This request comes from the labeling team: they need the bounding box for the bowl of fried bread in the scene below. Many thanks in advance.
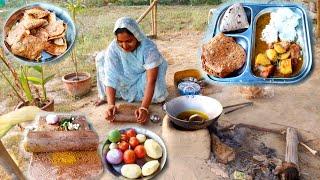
[3,2,76,65]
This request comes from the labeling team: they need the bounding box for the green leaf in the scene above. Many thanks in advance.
[19,69,33,102]
[32,66,42,73]
[27,76,43,85]
[43,74,55,84]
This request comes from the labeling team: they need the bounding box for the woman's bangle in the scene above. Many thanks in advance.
[139,107,149,114]
[107,104,115,108]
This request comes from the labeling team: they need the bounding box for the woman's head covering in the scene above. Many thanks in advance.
[113,17,146,42]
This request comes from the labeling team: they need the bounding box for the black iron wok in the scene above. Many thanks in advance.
[163,95,253,130]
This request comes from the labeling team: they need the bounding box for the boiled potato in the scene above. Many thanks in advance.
[274,43,286,54]
[266,49,277,61]
[279,59,292,75]
[136,134,147,143]
[121,164,142,179]
[142,160,160,176]
[255,53,271,66]
[279,51,291,60]
[144,139,163,159]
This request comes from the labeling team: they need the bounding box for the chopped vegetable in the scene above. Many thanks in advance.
[279,59,292,75]
[266,49,277,61]
[255,53,271,66]
[274,43,286,54]
[279,51,291,60]
[59,116,80,131]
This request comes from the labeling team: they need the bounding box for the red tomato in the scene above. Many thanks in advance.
[123,150,136,164]
[118,141,129,152]
[134,145,146,159]
[125,129,136,138]
[129,137,140,149]
[121,134,129,142]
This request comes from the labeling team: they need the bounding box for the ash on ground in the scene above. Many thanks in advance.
[210,125,283,179]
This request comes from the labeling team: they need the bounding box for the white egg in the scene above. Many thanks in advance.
[46,114,59,125]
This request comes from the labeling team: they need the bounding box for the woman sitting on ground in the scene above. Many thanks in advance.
[95,17,168,124]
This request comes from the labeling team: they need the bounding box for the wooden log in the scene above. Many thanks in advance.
[275,128,300,179]
[285,128,299,167]
[0,141,25,180]
[24,130,99,153]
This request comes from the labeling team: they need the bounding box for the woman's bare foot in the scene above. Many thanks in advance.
[94,99,107,106]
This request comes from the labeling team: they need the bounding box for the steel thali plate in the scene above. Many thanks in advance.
[202,3,313,84]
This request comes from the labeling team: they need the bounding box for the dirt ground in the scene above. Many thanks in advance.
[1,30,320,179]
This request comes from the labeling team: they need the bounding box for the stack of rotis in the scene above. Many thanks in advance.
[5,7,67,61]
[201,3,249,78]
[201,33,246,78]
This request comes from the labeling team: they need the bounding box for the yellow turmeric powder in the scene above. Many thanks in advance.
[51,152,77,166]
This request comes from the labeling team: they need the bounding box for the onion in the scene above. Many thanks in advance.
[106,149,123,164]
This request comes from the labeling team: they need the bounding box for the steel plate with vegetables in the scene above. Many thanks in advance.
[102,127,167,179]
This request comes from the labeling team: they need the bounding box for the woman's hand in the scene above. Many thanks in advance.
[135,107,149,124]
[105,105,117,122]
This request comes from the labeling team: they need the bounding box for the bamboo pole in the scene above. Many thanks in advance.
[150,0,154,36]
[153,0,158,38]
[0,141,25,180]
[317,0,320,38]
[136,0,158,24]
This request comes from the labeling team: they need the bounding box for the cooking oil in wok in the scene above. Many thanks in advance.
[177,110,209,121]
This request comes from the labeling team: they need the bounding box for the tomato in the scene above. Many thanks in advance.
[129,137,140,149]
[134,145,146,159]
[121,134,129,142]
[123,150,136,164]
[125,129,136,138]
[118,141,129,152]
